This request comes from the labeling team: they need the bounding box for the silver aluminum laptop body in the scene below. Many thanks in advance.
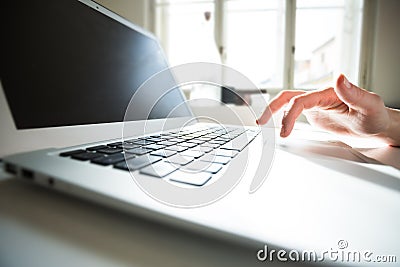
[2,1,399,265]
[0,0,268,245]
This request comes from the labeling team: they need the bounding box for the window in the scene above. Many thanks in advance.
[224,0,285,89]
[155,0,364,97]
[155,0,218,66]
[294,0,363,89]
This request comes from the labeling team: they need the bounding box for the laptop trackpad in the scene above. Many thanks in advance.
[277,138,381,164]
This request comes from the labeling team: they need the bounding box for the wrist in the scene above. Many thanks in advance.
[380,108,400,146]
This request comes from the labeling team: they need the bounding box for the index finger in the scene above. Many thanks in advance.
[257,90,306,125]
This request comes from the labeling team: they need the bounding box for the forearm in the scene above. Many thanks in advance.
[380,108,400,146]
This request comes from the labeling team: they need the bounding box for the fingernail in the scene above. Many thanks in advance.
[280,126,286,137]
[343,76,352,89]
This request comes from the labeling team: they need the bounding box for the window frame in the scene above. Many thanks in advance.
[153,0,371,93]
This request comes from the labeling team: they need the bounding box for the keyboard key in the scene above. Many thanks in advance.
[179,149,204,159]
[186,139,205,144]
[71,152,104,161]
[107,141,123,147]
[159,132,173,136]
[159,135,174,140]
[150,149,177,158]
[125,138,139,143]
[201,142,220,149]
[119,143,141,150]
[212,149,238,158]
[191,145,213,153]
[197,137,213,142]
[200,154,231,165]
[214,137,231,142]
[130,139,155,146]
[91,153,133,166]
[181,135,195,140]
[168,138,186,143]
[208,140,226,145]
[143,137,163,142]
[114,155,161,171]
[157,140,176,146]
[164,145,187,152]
[144,144,165,150]
[178,142,197,148]
[168,170,211,186]
[97,147,123,154]
[183,161,223,174]
[207,134,221,138]
[140,161,177,178]
[125,147,153,156]
[86,145,108,151]
[113,162,131,171]
[60,149,86,157]
[166,155,194,166]
[219,135,250,151]
[218,135,233,140]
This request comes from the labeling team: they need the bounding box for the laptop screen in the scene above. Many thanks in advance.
[1,0,191,130]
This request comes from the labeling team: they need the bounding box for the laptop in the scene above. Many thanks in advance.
[2,1,399,264]
[1,0,273,221]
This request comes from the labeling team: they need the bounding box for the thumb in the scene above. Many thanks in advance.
[335,74,380,112]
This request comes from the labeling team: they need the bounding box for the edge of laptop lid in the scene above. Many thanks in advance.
[0,0,193,158]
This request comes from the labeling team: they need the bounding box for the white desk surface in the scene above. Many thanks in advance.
[0,167,315,267]
[1,124,399,267]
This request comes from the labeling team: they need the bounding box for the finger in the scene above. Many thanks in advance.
[280,88,336,137]
[257,90,305,125]
[335,74,383,112]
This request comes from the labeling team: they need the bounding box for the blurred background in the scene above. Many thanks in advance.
[95,0,400,109]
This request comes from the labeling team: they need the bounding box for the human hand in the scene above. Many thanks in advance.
[257,74,400,146]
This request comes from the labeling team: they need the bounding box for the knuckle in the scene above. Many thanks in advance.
[370,92,383,103]
[291,95,304,106]
[278,90,291,98]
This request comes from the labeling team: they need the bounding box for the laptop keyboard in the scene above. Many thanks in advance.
[59,125,260,186]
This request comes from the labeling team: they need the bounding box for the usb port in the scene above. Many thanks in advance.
[5,163,17,175]
[21,169,34,180]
